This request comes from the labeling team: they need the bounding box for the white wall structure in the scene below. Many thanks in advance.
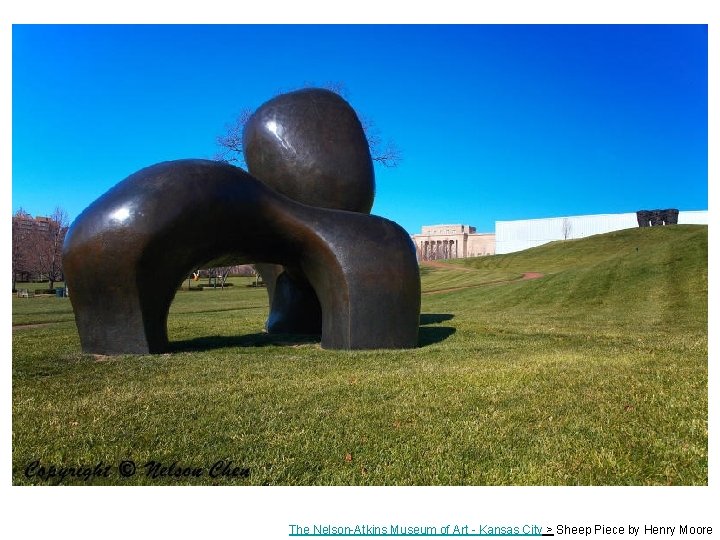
[678,210,709,225]
[495,210,708,255]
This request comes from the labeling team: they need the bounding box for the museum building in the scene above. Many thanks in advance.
[411,224,496,261]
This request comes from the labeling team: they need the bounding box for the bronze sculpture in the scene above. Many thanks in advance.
[62,90,420,354]
[243,88,376,335]
[243,88,375,213]
[636,209,680,227]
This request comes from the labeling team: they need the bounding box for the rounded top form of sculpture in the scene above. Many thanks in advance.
[243,88,375,214]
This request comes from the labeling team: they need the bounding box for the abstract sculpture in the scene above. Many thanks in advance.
[636,209,679,227]
[62,89,420,355]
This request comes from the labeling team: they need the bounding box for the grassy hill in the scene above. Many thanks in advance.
[427,224,707,335]
[12,225,707,485]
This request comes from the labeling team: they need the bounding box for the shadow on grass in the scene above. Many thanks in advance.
[418,313,456,347]
[420,313,454,325]
[170,314,455,351]
[170,332,320,352]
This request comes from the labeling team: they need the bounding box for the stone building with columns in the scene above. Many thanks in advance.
[412,224,496,261]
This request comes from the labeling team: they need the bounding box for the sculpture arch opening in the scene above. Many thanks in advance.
[63,160,420,354]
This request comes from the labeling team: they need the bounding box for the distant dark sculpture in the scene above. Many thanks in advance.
[636,210,651,227]
[650,210,664,227]
[636,208,679,227]
[63,90,420,355]
[664,209,679,225]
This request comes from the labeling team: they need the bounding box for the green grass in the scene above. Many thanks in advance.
[12,225,707,485]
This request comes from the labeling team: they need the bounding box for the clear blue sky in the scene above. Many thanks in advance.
[12,24,707,235]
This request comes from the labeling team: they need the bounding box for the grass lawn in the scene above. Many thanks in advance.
[11,225,707,485]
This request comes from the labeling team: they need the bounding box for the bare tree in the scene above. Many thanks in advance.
[357,114,402,168]
[214,108,254,166]
[561,218,572,240]
[215,83,402,168]
[29,207,69,290]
